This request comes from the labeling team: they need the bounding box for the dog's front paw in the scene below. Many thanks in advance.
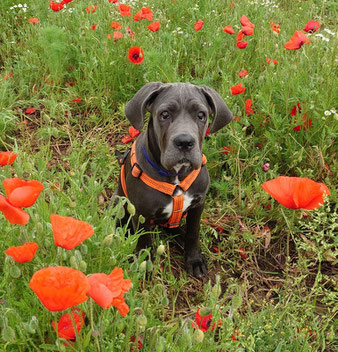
[186,251,208,278]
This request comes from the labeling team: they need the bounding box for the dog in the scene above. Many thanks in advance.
[115,82,233,278]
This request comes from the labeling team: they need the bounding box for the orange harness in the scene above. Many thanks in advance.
[120,141,207,228]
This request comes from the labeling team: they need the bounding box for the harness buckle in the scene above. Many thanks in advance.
[131,163,143,178]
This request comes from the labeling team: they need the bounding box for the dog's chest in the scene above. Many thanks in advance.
[160,190,202,219]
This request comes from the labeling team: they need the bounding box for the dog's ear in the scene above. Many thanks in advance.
[125,82,166,130]
[199,86,233,133]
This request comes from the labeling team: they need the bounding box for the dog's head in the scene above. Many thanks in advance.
[125,82,233,172]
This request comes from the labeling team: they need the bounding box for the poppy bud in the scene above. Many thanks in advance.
[103,234,114,246]
[146,260,153,272]
[161,297,169,306]
[156,244,165,256]
[136,315,147,327]
[79,260,87,272]
[262,163,270,172]
[212,282,221,299]
[69,255,78,269]
[193,329,204,343]
[30,316,39,330]
[1,326,16,342]
[232,294,242,309]
[116,206,125,219]
[69,171,76,177]
[23,322,35,334]
[127,202,136,216]
[36,222,43,234]
[139,215,145,224]
[74,250,82,261]
[9,265,21,278]
[70,201,77,208]
[199,307,212,317]
[139,260,147,272]
[130,261,138,272]
[81,244,88,255]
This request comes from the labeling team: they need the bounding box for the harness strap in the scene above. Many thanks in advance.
[120,140,207,228]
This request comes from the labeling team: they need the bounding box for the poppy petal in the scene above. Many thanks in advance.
[5,242,38,263]
[0,195,30,225]
[0,151,17,166]
[50,214,94,250]
[29,267,90,311]
[262,177,298,208]
[8,184,44,208]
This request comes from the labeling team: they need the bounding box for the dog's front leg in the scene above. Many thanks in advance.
[185,204,208,278]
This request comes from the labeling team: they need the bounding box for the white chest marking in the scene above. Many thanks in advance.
[162,191,194,218]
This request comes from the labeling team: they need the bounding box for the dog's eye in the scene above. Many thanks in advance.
[197,112,206,121]
[160,111,170,120]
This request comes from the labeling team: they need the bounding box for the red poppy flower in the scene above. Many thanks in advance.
[108,0,119,2]
[261,176,330,210]
[237,41,248,49]
[126,26,135,39]
[265,58,278,65]
[239,248,247,258]
[147,21,160,32]
[49,1,64,12]
[236,31,245,41]
[192,308,221,332]
[25,107,36,114]
[304,20,321,33]
[72,97,82,102]
[223,25,235,34]
[52,308,86,340]
[134,7,153,22]
[85,5,98,14]
[4,73,13,80]
[61,0,73,4]
[284,30,310,50]
[241,26,254,36]
[194,19,204,32]
[28,17,39,25]
[113,31,123,41]
[230,83,246,95]
[110,21,121,29]
[240,15,254,29]
[269,21,280,34]
[0,195,30,225]
[0,151,17,165]
[128,46,144,65]
[119,4,131,17]
[234,116,241,121]
[87,267,131,316]
[205,127,210,136]
[245,99,253,115]
[5,242,38,263]
[91,22,97,30]
[290,102,312,131]
[129,126,140,138]
[221,146,235,155]
[3,178,44,208]
[29,267,90,312]
[50,214,94,250]
[238,70,248,78]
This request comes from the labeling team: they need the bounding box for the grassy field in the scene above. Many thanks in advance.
[0,0,337,351]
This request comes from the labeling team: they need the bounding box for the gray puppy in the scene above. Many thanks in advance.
[115,82,233,277]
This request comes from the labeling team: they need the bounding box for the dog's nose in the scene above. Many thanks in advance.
[174,134,195,151]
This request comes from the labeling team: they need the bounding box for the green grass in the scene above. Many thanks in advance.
[0,0,337,351]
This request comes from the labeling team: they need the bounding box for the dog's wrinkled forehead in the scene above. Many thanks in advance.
[149,83,210,113]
